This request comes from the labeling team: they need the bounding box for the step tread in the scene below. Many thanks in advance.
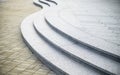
[34,11,120,75]
[21,11,104,75]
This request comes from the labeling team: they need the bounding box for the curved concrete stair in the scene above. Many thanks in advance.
[20,0,120,75]
[33,12,120,75]
[45,7,120,62]
[20,10,106,75]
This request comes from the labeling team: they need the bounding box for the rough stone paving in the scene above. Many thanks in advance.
[0,0,55,75]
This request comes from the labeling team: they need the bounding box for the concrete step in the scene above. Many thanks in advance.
[33,0,49,8]
[33,11,120,75]
[45,7,120,62]
[20,10,105,75]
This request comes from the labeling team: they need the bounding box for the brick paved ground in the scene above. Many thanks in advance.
[0,0,55,75]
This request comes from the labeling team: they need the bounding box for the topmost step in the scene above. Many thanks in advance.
[44,2,120,61]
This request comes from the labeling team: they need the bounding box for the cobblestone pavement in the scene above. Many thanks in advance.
[0,0,55,75]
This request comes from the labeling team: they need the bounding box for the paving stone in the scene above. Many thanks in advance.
[21,71,33,75]
[35,69,49,74]
[33,73,47,75]
[0,0,54,75]
[48,71,56,75]
[6,72,18,75]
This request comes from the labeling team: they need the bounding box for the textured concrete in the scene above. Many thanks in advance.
[0,0,55,75]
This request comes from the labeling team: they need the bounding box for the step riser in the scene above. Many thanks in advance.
[45,18,120,62]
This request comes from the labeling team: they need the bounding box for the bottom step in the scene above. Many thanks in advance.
[20,10,106,75]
